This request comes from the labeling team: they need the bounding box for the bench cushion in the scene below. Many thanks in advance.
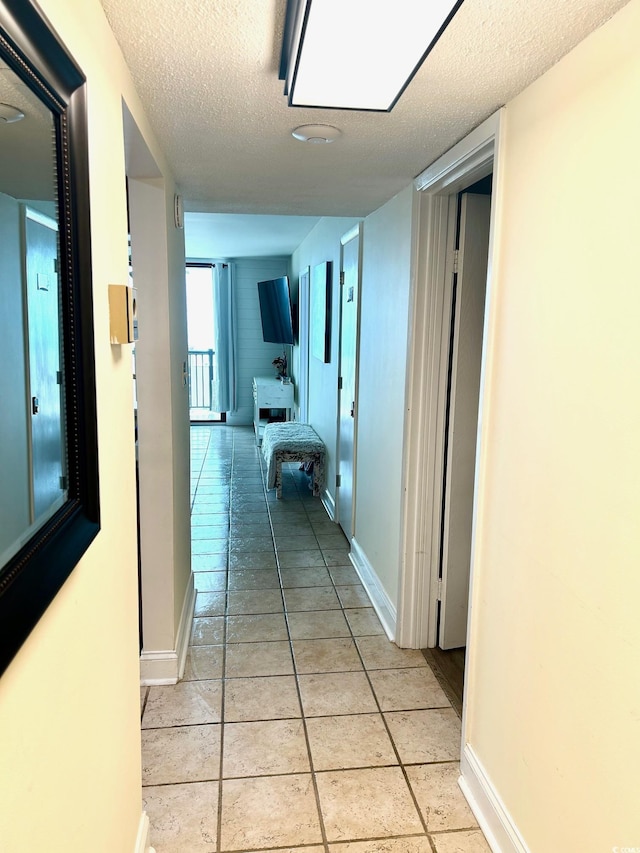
[262,422,325,489]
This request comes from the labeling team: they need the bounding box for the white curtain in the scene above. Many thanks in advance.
[212,263,237,413]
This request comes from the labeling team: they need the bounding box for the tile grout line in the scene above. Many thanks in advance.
[189,424,211,513]
[217,428,245,853]
[140,686,150,722]
[268,458,437,849]
[218,433,289,851]
[196,429,230,851]
[314,508,435,842]
[171,427,471,852]
[189,426,227,850]
[263,457,331,853]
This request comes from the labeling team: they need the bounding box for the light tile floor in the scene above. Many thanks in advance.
[140,425,490,853]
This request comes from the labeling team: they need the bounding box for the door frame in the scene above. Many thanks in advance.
[438,192,492,650]
[297,266,311,423]
[396,109,505,650]
[335,223,363,537]
[22,205,64,524]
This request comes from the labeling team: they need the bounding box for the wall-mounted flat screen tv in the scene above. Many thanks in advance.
[257,276,295,344]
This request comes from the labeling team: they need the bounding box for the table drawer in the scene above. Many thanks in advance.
[254,381,293,407]
[260,390,292,406]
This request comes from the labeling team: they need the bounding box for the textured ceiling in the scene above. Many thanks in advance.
[100,0,629,218]
[0,61,57,200]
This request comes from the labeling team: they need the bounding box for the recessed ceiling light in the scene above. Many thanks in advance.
[0,103,25,123]
[291,124,341,143]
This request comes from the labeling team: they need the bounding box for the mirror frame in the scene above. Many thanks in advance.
[0,0,99,675]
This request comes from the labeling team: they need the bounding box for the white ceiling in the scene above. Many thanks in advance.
[0,61,57,201]
[99,0,629,244]
[185,212,321,259]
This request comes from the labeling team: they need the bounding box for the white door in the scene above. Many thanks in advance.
[439,193,491,649]
[337,226,361,540]
[298,267,310,422]
[24,208,65,521]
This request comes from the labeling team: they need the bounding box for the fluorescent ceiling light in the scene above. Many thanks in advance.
[280,0,464,112]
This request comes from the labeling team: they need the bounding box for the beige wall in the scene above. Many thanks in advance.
[130,176,191,654]
[290,195,416,614]
[356,186,416,607]
[291,216,359,503]
[465,1,640,849]
[168,238,191,636]
[0,0,183,850]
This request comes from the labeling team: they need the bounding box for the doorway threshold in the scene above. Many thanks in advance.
[421,647,465,718]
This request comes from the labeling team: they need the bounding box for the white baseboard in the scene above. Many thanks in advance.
[176,574,196,679]
[459,745,530,853]
[140,574,195,686]
[322,488,336,520]
[139,649,179,685]
[134,810,156,853]
[349,537,397,641]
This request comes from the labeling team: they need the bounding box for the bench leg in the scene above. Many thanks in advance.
[313,457,324,497]
[275,460,283,499]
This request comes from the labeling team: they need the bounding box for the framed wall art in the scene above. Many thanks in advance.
[311,260,331,363]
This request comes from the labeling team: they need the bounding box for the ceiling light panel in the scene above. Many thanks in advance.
[284,0,464,112]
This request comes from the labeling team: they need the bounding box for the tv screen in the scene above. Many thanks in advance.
[257,276,295,344]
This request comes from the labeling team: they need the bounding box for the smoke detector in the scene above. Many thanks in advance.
[0,103,25,123]
[291,124,341,144]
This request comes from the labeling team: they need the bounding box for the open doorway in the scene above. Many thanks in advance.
[336,224,362,542]
[396,110,503,727]
[186,263,225,423]
[425,175,492,711]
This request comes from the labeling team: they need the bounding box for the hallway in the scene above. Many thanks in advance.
[140,425,489,853]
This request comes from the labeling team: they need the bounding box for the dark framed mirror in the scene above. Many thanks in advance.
[0,0,99,675]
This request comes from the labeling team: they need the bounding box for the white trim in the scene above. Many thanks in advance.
[415,110,501,194]
[340,223,361,245]
[321,488,336,521]
[460,745,530,853]
[297,265,311,424]
[396,192,455,649]
[176,573,196,679]
[335,222,363,538]
[133,810,156,853]
[24,204,59,231]
[139,574,195,685]
[350,537,396,641]
[400,107,513,846]
[139,649,180,685]
[397,109,504,651]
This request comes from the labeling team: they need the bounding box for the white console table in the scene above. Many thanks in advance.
[252,376,294,444]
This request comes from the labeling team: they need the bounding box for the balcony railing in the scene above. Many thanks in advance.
[187,349,214,410]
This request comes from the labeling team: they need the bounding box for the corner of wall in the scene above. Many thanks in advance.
[134,810,157,853]
[140,572,195,685]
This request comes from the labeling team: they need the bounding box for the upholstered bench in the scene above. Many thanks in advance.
[262,422,326,499]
